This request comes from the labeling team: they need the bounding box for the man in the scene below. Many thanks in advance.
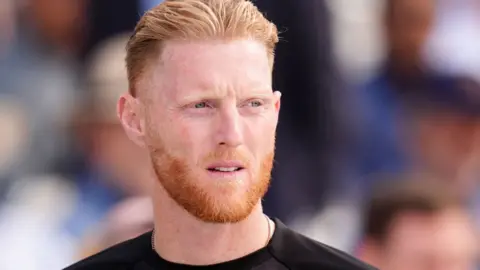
[84,0,337,226]
[354,0,437,186]
[64,0,374,269]
[358,179,479,270]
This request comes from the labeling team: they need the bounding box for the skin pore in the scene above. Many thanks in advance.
[118,39,281,265]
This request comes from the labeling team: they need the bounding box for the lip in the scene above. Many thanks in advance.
[206,161,246,170]
[205,167,247,179]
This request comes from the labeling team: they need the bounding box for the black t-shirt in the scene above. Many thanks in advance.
[64,219,375,270]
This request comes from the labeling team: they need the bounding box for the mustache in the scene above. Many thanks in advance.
[201,147,251,166]
[148,141,255,169]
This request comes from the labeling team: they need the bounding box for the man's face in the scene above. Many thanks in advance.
[413,112,480,196]
[139,40,280,223]
[30,0,86,50]
[378,210,478,270]
[387,0,435,62]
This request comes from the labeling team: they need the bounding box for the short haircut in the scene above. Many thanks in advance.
[364,176,463,243]
[126,0,279,96]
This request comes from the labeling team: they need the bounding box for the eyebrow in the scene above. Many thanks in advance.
[178,89,272,104]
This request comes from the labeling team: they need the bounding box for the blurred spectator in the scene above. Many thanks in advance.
[0,33,152,270]
[0,0,16,52]
[0,1,90,267]
[347,0,453,195]
[0,0,86,182]
[77,197,153,260]
[405,77,480,225]
[312,0,438,215]
[341,0,480,222]
[326,0,386,82]
[0,97,29,196]
[383,0,435,75]
[64,33,152,242]
[294,76,480,253]
[358,179,479,270]
[25,0,87,55]
[360,0,435,164]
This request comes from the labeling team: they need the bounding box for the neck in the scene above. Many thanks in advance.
[151,182,273,266]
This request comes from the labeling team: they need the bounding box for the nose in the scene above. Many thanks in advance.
[215,106,243,147]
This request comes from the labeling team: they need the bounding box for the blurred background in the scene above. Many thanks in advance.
[0,0,479,269]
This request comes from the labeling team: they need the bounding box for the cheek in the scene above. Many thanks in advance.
[159,117,208,160]
[243,115,276,153]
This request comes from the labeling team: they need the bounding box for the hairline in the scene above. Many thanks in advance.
[131,37,275,99]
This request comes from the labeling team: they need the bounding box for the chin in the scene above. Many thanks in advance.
[193,180,261,223]
[203,179,251,200]
[153,158,268,223]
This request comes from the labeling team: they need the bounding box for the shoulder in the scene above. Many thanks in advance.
[269,220,376,270]
[63,231,152,270]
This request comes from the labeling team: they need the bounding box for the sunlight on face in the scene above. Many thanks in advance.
[142,39,280,223]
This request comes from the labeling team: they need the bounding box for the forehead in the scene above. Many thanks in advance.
[386,210,478,255]
[148,39,272,100]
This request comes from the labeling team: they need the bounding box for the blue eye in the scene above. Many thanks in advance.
[194,102,208,109]
[249,100,263,107]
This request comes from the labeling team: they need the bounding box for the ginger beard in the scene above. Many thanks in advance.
[148,137,274,223]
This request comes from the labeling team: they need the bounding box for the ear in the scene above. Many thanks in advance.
[273,90,281,114]
[117,93,146,148]
[273,91,281,124]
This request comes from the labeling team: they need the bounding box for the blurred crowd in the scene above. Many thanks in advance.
[0,0,479,269]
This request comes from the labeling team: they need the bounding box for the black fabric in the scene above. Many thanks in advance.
[64,219,375,270]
